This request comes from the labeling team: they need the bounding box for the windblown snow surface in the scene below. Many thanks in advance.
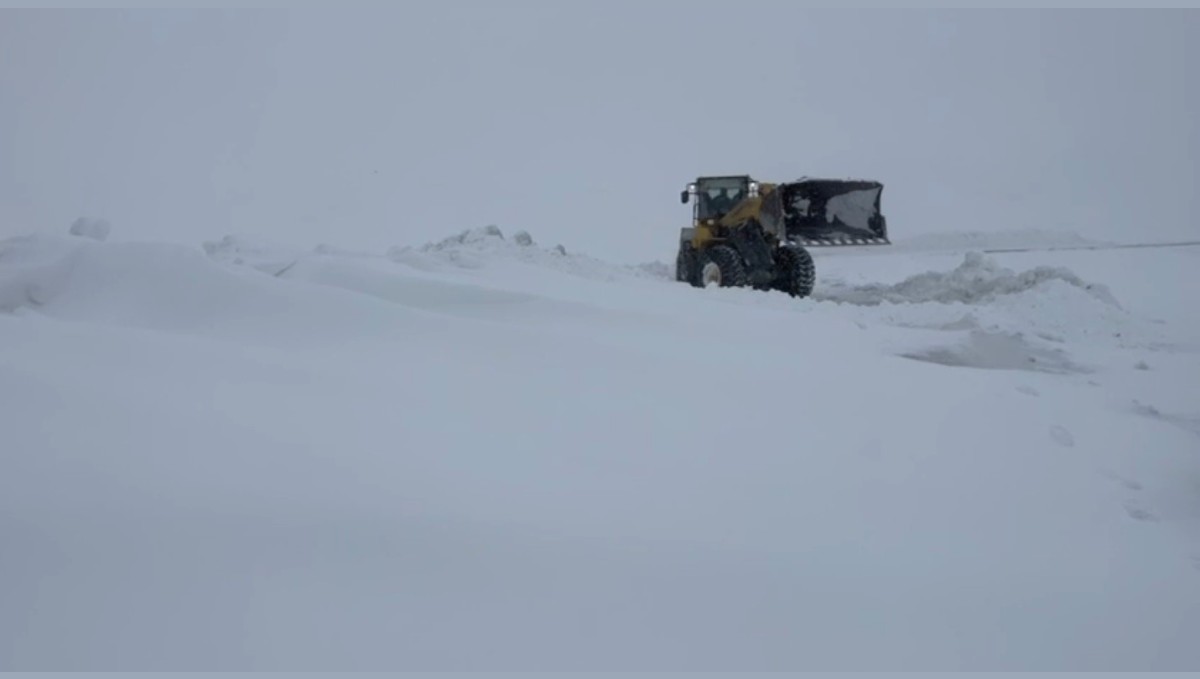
[1,225,1198,670]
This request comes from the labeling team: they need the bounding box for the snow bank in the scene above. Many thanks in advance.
[388,225,668,282]
[196,227,672,323]
[815,251,1120,307]
[274,255,566,320]
[0,233,474,346]
[899,326,1090,374]
[808,251,1174,365]
[0,234,303,335]
[200,227,673,298]
[202,234,312,277]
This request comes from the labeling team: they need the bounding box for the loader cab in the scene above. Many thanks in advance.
[681,175,758,223]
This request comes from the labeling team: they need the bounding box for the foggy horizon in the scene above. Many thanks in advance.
[2,7,1196,263]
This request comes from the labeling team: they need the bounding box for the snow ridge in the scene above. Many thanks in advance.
[387,225,669,282]
[815,251,1121,307]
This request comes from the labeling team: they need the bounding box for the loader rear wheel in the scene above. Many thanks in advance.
[774,245,815,298]
[700,245,748,288]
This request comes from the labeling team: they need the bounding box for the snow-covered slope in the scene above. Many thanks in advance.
[2,225,1197,670]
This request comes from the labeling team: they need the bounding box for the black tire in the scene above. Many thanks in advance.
[699,245,748,288]
[676,244,699,286]
[774,245,815,298]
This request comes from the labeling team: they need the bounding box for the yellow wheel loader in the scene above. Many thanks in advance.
[675,175,889,297]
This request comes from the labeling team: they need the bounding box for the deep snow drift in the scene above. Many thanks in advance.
[2,224,1198,670]
[814,250,1122,307]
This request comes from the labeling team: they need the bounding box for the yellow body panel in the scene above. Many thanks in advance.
[690,222,716,249]
[718,195,765,229]
[688,182,785,250]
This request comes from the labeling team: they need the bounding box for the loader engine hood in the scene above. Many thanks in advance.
[779,178,888,246]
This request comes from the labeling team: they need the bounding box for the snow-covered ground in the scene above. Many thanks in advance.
[1,224,1197,670]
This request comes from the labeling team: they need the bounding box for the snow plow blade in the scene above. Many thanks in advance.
[778,178,890,247]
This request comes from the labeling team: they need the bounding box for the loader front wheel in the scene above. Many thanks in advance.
[774,245,815,298]
[676,243,700,287]
[700,245,748,288]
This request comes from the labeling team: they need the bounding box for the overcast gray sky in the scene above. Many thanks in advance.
[1,7,1196,263]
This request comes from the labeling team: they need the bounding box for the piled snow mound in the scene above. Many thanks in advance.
[196,228,670,324]
[0,234,444,343]
[0,234,294,332]
[201,227,672,289]
[201,234,312,277]
[390,224,546,271]
[388,225,667,282]
[68,217,112,242]
[815,252,1121,307]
